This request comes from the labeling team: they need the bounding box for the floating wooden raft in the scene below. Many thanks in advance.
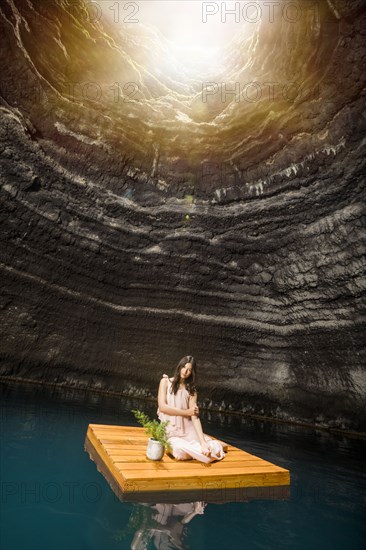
[85,424,290,503]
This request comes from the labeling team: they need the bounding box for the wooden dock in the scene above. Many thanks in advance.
[85,424,290,503]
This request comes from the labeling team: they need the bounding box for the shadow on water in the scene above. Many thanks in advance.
[1,380,366,550]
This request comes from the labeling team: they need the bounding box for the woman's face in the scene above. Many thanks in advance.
[180,362,193,380]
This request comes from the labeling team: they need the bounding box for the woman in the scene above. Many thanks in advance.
[157,355,225,463]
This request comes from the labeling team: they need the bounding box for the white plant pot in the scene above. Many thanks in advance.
[146,438,164,461]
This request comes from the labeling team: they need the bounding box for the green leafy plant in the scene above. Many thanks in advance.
[132,409,172,453]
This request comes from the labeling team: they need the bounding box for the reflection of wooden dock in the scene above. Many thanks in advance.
[85,424,290,503]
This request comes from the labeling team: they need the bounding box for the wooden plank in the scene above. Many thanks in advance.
[104,445,243,454]
[97,435,148,440]
[113,461,284,471]
[108,449,262,468]
[101,444,244,455]
[108,454,258,464]
[101,441,239,450]
[98,440,231,452]
[100,445,149,450]
[120,466,287,480]
[118,472,290,492]
[101,440,148,444]
[89,424,143,431]
[98,443,148,448]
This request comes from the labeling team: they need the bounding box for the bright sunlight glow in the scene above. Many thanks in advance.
[103,1,258,75]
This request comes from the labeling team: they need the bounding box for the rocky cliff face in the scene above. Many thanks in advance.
[1,0,365,432]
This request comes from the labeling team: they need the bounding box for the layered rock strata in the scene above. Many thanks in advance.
[0,0,365,431]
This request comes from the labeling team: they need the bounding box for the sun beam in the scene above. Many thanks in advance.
[103,1,257,76]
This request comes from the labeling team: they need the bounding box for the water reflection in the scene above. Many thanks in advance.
[112,486,290,549]
[129,501,206,550]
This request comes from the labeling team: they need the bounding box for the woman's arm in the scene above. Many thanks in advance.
[158,378,198,417]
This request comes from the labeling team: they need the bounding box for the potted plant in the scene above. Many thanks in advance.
[132,409,172,460]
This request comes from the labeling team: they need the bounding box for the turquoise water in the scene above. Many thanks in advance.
[1,381,365,550]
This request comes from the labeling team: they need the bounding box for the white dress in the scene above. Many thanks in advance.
[157,374,225,463]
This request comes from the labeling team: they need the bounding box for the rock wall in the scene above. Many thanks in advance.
[0,0,365,432]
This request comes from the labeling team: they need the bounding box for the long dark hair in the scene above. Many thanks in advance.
[170,355,197,396]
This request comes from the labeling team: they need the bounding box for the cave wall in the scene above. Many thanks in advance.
[0,0,365,432]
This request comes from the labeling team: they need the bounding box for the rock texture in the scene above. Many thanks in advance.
[0,0,365,432]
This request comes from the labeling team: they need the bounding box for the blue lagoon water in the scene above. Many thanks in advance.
[1,381,365,550]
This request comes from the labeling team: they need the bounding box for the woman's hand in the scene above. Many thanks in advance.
[186,404,199,417]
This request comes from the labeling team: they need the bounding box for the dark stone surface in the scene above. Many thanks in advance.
[0,0,365,432]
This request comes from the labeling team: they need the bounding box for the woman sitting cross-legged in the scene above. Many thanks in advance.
[157,355,225,463]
